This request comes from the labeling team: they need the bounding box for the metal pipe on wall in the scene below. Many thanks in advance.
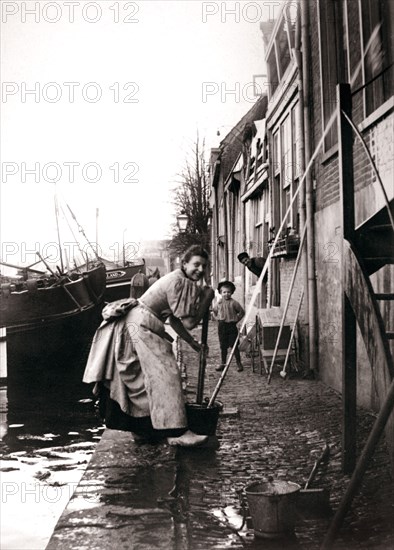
[294,0,310,369]
[301,0,318,372]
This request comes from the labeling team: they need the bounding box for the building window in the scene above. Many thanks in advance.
[273,130,280,172]
[281,115,292,227]
[292,103,300,177]
[290,104,300,228]
[267,48,279,96]
[318,0,340,151]
[264,4,297,99]
[271,102,300,237]
[276,19,291,78]
[359,0,393,116]
[253,198,263,256]
[319,0,393,138]
[262,187,270,258]
[342,0,350,82]
[272,130,281,234]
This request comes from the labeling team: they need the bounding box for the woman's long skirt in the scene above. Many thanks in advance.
[83,304,187,431]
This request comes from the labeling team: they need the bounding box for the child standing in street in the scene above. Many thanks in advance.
[212,281,245,372]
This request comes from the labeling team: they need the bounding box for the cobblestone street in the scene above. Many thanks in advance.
[178,321,394,549]
[48,321,394,550]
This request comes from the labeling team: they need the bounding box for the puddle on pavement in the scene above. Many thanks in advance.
[70,443,249,548]
[0,342,103,550]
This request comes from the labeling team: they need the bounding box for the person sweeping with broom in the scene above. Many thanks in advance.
[83,245,214,447]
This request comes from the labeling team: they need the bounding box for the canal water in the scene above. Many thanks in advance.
[0,340,103,550]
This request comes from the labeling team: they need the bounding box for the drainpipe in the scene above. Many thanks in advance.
[239,165,246,309]
[293,1,309,368]
[210,156,221,289]
[212,186,217,288]
[223,189,229,279]
[244,141,255,307]
[214,165,220,289]
[241,143,251,309]
[301,0,317,372]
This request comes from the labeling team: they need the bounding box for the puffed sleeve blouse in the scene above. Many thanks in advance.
[139,269,202,321]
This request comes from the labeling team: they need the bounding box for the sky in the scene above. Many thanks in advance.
[0,0,273,268]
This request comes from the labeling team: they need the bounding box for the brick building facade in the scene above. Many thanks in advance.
[209,0,393,469]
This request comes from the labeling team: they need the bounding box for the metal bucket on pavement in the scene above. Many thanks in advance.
[245,480,301,538]
[185,402,221,436]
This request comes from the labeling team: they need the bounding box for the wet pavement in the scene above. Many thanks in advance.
[47,322,394,549]
[0,340,103,549]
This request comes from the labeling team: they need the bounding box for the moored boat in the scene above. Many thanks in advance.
[0,262,106,359]
[101,257,146,302]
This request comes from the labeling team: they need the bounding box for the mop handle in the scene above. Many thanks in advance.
[305,444,330,489]
[207,333,240,407]
[196,310,210,405]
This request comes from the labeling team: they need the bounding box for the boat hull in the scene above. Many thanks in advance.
[104,263,146,302]
[5,303,103,361]
[0,264,106,359]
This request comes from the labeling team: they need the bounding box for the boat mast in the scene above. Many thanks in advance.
[122,228,126,266]
[54,190,65,274]
[96,208,99,256]
[66,203,100,262]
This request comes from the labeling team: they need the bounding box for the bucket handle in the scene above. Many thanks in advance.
[236,488,248,530]
[236,475,275,530]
